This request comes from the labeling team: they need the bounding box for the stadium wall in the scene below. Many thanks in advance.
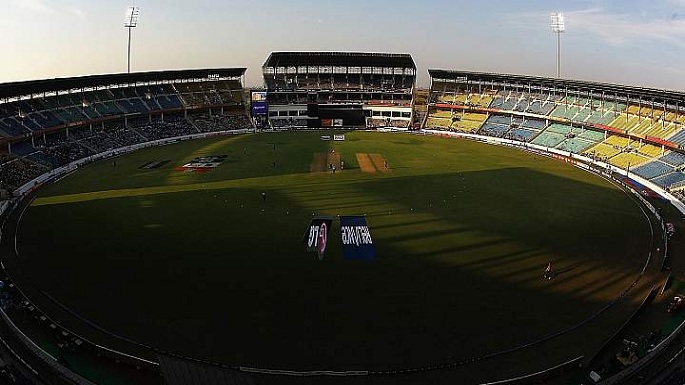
[421,129,685,215]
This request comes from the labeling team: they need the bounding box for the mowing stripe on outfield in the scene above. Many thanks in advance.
[32,176,286,206]
[32,170,382,207]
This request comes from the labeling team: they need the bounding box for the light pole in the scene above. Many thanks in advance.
[550,12,565,79]
[124,6,140,74]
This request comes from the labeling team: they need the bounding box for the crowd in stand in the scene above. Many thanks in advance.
[270,118,308,129]
[192,113,250,132]
[366,118,410,129]
[128,115,199,141]
[0,113,251,195]
[0,158,46,192]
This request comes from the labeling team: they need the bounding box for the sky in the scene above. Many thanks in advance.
[2,0,685,90]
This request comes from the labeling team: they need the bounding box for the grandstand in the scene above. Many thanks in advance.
[261,52,416,129]
[0,69,250,195]
[425,69,685,193]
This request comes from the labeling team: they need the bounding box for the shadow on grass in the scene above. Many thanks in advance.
[14,166,655,384]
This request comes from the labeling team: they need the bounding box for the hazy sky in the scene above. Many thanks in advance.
[2,0,685,90]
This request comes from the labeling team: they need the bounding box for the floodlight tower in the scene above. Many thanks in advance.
[124,5,140,73]
[550,12,565,79]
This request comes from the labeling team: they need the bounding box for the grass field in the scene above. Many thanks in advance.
[18,131,654,382]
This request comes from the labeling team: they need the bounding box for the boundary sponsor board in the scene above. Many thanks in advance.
[333,134,345,141]
[340,216,376,261]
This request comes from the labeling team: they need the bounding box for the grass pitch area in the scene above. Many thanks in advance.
[19,131,654,382]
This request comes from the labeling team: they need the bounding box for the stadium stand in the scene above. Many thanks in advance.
[192,113,251,132]
[661,151,685,167]
[262,52,415,128]
[632,160,675,180]
[653,171,685,188]
[531,131,566,148]
[425,69,685,206]
[666,129,685,146]
[0,69,250,193]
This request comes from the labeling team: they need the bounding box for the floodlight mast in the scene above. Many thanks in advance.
[124,6,140,74]
[550,12,565,79]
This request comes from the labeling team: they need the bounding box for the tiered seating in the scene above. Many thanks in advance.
[32,132,86,166]
[629,118,655,136]
[490,91,518,111]
[505,128,538,142]
[666,129,685,146]
[455,113,487,132]
[584,142,623,161]
[425,109,487,133]
[128,115,199,141]
[478,115,511,137]
[577,128,606,142]
[0,118,30,136]
[0,157,47,189]
[104,122,142,147]
[531,131,566,148]
[72,127,119,152]
[641,121,677,139]
[632,161,675,180]
[653,172,685,188]
[604,135,631,148]
[550,104,581,120]
[174,81,244,107]
[609,152,649,169]
[549,125,604,153]
[556,137,597,153]
[636,143,663,158]
[526,96,560,115]
[607,115,638,132]
[660,151,685,167]
[522,118,546,130]
[462,94,493,108]
[156,95,181,110]
[10,141,37,156]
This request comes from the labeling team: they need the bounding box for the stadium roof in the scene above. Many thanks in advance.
[0,68,246,99]
[263,52,416,69]
[429,69,685,104]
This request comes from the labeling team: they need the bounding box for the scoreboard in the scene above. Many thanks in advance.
[251,91,268,116]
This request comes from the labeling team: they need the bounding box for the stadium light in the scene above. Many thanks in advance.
[124,6,140,74]
[550,12,565,79]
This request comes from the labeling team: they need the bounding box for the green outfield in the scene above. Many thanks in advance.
[19,131,656,382]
